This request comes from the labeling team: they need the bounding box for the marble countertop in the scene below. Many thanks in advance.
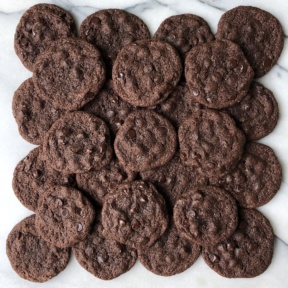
[0,0,287,287]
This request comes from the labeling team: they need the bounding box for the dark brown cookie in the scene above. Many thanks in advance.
[76,158,136,207]
[112,39,182,107]
[73,214,137,280]
[174,186,238,247]
[36,185,95,248]
[6,215,70,282]
[114,110,177,172]
[13,147,75,212]
[12,78,65,145]
[216,6,284,78]
[81,80,135,137]
[33,38,106,111]
[209,143,282,208]
[140,152,208,212]
[185,40,254,109]
[151,81,203,128]
[80,9,150,75]
[42,111,113,174]
[14,4,77,71]
[154,14,214,61]
[178,109,245,177]
[138,219,201,276]
[202,209,274,278]
[225,82,279,141]
[102,181,168,249]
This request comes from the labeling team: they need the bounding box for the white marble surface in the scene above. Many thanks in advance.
[0,0,287,287]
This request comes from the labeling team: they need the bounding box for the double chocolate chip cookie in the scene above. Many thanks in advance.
[174,186,238,247]
[102,181,168,249]
[185,40,254,109]
[113,39,182,107]
[36,185,95,248]
[178,109,245,177]
[6,215,70,282]
[33,38,106,111]
[114,110,177,172]
[43,111,113,174]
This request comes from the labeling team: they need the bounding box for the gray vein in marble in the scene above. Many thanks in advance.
[196,0,226,11]
[276,64,288,73]
[276,236,288,246]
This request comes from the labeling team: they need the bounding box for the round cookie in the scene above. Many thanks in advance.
[80,9,150,75]
[112,39,182,107]
[13,147,76,212]
[14,3,77,71]
[140,152,208,212]
[216,6,284,78]
[114,110,177,172]
[202,209,274,278]
[73,214,137,280]
[81,80,135,136]
[12,78,65,145]
[76,158,136,207]
[154,14,214,61]
[33,38,106,111]
[151,81,204,128]
[6,215,70,282]
[225,82,279,141]
[173,186,238,247]
[138,219,201,276]
[36,185,95,248]
[209,143,282,208]
[42,111,113,174]
[185,40,254,109]
[178,109,245,177]
[102,181,168,249]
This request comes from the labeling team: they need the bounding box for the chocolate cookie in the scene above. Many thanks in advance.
[202,209,274,278]
[42,111,113,174]
[80,9,150,75]
[140,152,208,211]
[36,185,95,248]
[81,80,135,136]
[13,147,75,212]
[76,158,136,207]
[73,214,137,280]
[114,110,177,172]
[178,109,245,177]
[154,14,214,61]
[14,3,77,71]
[216,6,284,78]
[174,186,238,247]
[209,143,282,208]
[112,39,182,107]
[12,78,65,145]
[33,38,106,111]
[151,81,203,128]
[6,215,70,282]
[225,82,279,141]
[102,181,168,249]
[185,40,254,109]
[138,219,201,276]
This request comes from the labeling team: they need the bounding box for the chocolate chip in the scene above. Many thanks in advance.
[127,129,136,140]
[209,254,220,263]
[77,223,83,232]
[118,219,126,226]
[62,208,69,217]
[139,195,147,203]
